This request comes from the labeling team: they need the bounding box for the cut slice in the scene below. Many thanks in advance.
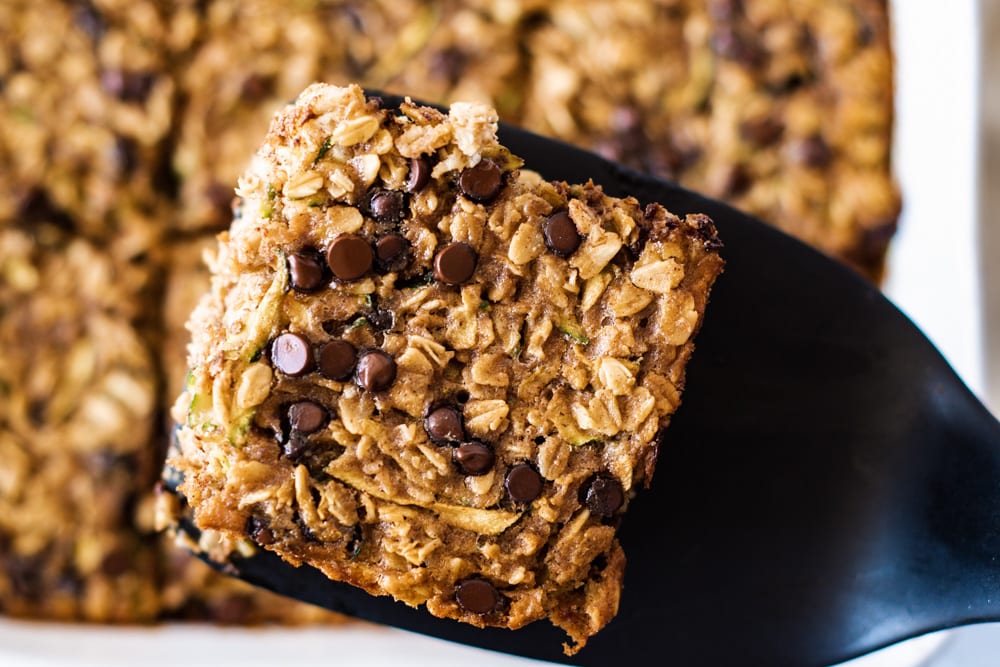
[165,82,723,653]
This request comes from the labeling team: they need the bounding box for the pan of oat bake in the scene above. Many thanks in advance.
[0,1,982,666]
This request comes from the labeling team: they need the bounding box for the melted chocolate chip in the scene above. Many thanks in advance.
[100,69,156,103]
[542,211,582,257]
[429,46,469,85]
[453,442,495,475]
[17,188,75,232]
[788,135,832,168]
[113,136,139,173]
[856,219,898,264]
[288,250,326,292]
[711,26,764,66]
[27,399,47,427]
[405,156,431,192]
[719,164,751,197]
[425,406,464,443]
[327,234,373,281]
[433,242,477,285]
[583,474,625,517]
[282,433,312,461]
[368,189,406,223]
[247,516,276,546]
[240,73,274,102]
[287,401,328,434]
[271,333,314,376]
[99,548,132,577]
[355,349,397,392]
[73,0,107,41]
[5,554,45,599]
[739,116,784,146]
[375,234,411,273]
[366,308,396,331]
[458,159,503,203]
[88,451,137,477]
[505,464,543,503]
[707,0,745,20]
[455,578,500,614]
[318,339,357,381]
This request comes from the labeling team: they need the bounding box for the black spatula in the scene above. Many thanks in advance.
[165,108,1000,667]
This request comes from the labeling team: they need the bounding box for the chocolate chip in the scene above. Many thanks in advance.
[542,211,582,257]
[209,595,255,624]
[856,219,898,264]
[247,516,276,546]
[327,234,373,281]
[271,333,314,376]
[739,116,784,146]
[453,442,495,476]
[346,525,364,559]
[99,548,132,577]
[17,188,75,233]
[240,74,274,102]
[405,156,431,192]
[100,69,156,103]
[719,164,751,197]
[88,451,137,477]
[433,242,477,285]
[711,27,764,66]
[318,339,357,381]
[788,135,832,168]
[584,474,625,517]
[375,234,411,273]
[5,554,44,599]
[455,578,500,614]
[425,406,464,443]
[287,401,327,434]
[355,349,397,392]
[505,464,543,503]
[430,46,468,85]
[366,308,396,331]
[207,182,238,221]
[112,136,139,173]
[73,0,107,41]
[27,399,47,427]
[368,189,406,223]
[288,250,326,292]
[282,433,311,462]
[707,0,744,20]
[458,159,503,203]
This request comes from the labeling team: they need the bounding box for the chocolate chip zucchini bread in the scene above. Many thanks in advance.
[166,83,723,652]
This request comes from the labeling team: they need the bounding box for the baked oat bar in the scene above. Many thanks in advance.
[515,0,899,280]
[374,0,899,280]
[156,530,342,624]
[157,233,346,624]
[171,0,438,233]
[0,0,180,244]
[0,223,160,622]
[167,83,723,653]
